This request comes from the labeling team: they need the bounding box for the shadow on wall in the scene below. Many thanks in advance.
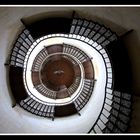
[21,10,73,26]
[122,30,140,96]
[21,9,128,36]
[128,96,140,133]
[4,66,16,107]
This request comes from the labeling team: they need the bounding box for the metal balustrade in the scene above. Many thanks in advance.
[74,79,95,111]
[69,17,132,134]
[10,32,115,122]
[31,50,83,99]
[68,77,81,96]
[32,48,48,72]
[20,96,55,119]
[9,29,34,68]
[35,84,57,99]
[10,31,131,131]
[63,43,89,63]
[21,38,96,118]
[70,18,118,48]
[62,54,77,65]
[6,15,132,133]
[90,90,132,133]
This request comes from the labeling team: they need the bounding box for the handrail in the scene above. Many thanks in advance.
[23,40,88,106]
[39,52,85,102]
[32,53,82,99]
[9,32,114,128]
[23,34,111,109]
[87,42,115,133]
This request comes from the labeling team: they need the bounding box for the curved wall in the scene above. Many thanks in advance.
[0,7,140,133]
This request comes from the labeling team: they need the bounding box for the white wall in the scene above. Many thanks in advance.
[0,7,140,133]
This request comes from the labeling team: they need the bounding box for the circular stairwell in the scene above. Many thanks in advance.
[6,12,132,133]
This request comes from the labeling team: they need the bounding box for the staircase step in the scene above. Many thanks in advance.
[100,113,108,124]
[94,125,102,133]
[9,29,34,67]
[20,96,55,118]
[116,120,128,132]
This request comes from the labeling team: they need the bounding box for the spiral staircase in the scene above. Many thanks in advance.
[5,12,132,134]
